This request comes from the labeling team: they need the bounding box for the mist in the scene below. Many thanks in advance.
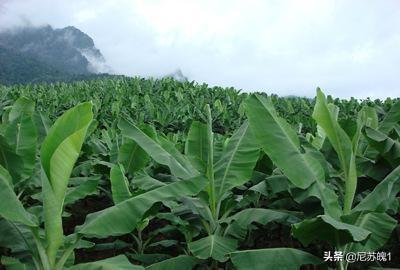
[1,0,399,99]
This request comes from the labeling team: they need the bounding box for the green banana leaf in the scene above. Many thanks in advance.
[352,165,400,213]
[40,102,93,265]
[188,234,238,262]
[118,139,150,175]
[1,256,30,270]
[118,125,155,175]
[133,173,166,191]
[245,94,341,218]
[291,180,342,219]
[230,248,322,270]
[8,96,35,122]
[343,212,396,253]
[145,255,198,270]
[64,176,100,205]
[214,121,259,201]
[245,94,322,189]
[378,100,400,134]
[0,135,24,183]
[69,255,143,270]
[365,127,400,168]
[292,214,370,246]
[0,218,35,254]
[312,89,357,214]
[33,111,52,143]
[223,208,301,240]
[351,106,378,152]
[118,119,198,179]
[77,176,207,237]
[4,97,38,181]
[0,165,37,226]
[185,121,209,173]
[313,90,353,169]
[110,164,132,204]
[128,254,171,266]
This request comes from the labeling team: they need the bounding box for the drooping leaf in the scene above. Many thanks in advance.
[230,248,322,270]
[352,165,400,213]
[147,240,177,248]
[359,106,378,129]
[64,176,100,205]
[0,165,37,226]
[291,180,342,219]
[118,139,149,175]
[245,94,321,189]
[91,239,130,251]
[378,100,400,134]
[118,125,155,175]
[224,208,301,240]
[133,173,166,191]
[188,235,238,262]
[249,178,269,196]
[364,127,400,168]
[0,218,35,253]
[8,97,35,122]
[69,255,144,270]
[292,215,370,246]
[118,119,198,179]
[146,255,198,270]
[180,196,215,226]
[308,125,327,150]
[362,101,400,159]
[1,256,29,270]
[245,94,341,218]
[77,176,207,237]
[343,212,396,253]
[128,254,171,266]
[0,135,24,182]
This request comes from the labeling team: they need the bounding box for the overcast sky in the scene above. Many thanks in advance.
[1,0,399,99]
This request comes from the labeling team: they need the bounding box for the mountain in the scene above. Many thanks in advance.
[0,25,111,85]
[165,69,188,82]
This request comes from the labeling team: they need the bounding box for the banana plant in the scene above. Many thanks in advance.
[0,97,38,188]
[1,78,399,269]
[108,105,322,269]
[71,166,208,270]
[245,90,400,270]
[0,100,201,270]
[0,101,93,269]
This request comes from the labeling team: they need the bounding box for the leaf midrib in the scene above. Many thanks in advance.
[216,124,247,199]
[256,95,319,187]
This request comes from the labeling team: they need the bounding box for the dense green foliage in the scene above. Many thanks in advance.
[0,77,399,270]
[1,77,396,134]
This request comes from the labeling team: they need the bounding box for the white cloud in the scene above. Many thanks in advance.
[0,0,399,99]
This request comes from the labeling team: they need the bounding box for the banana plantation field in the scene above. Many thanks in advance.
[0,77,399,270]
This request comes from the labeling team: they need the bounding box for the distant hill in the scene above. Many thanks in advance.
[0,25,111,85]
[165,69,188,82]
